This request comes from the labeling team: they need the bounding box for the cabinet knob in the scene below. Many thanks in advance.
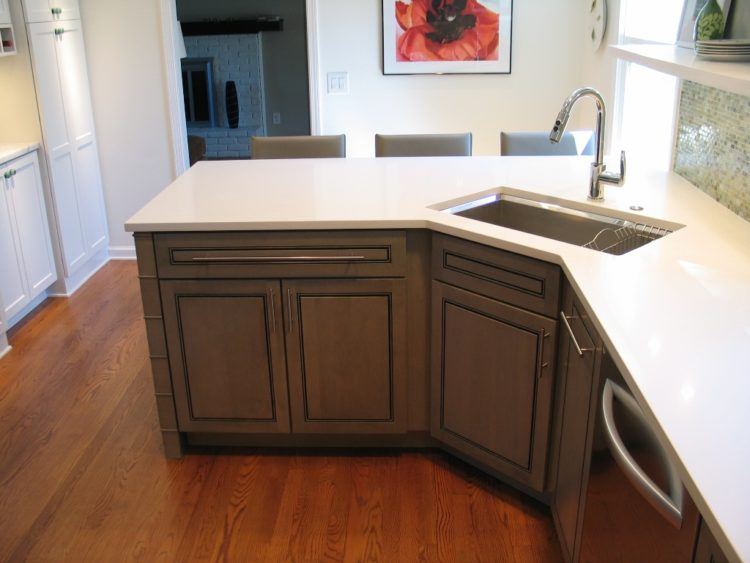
[54,28,65,36]
[3,171,10,180]
[10,169,16,176]
[51,7,62,15]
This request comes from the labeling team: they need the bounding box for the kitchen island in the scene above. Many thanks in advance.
[126,156,750,562]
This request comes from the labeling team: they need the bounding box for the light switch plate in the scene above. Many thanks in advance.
[327,72,349,94]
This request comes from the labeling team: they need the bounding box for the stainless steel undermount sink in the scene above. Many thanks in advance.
[441,193,680,256]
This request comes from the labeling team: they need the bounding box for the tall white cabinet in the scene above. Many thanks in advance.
[23,0,108,282]
[0,150,57,320]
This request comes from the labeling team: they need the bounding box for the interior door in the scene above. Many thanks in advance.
[0,168,29,319]
[27,21,87,275]
[54,19,108,255]
[283,278,407,434]
[431,281,557,492]
[160,279,290,434]
[6,153,56,298]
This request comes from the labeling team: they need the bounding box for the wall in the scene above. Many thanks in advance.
[177,0,310,137]
[78,0,175,253]
[316,0,588,156]
[674,81,750,221]
[184,34,265,158]
[0,0,42,143]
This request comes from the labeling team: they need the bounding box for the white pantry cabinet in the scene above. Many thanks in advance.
[22,0,79,23]
[26,17,108,277]
[0,151,57,320]
[0,0,11,24]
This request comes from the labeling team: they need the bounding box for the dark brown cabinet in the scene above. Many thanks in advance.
[431,280,557,492]
[549,283,604,561]
[693,519,729,563]
[283,279,407,434]
[160,279,290,434]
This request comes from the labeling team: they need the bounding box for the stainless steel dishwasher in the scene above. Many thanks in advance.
[578,367,700,562]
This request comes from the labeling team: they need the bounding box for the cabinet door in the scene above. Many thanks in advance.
[23,0,79,23]
[550,285,602,562]
[6,152,56,299]
[283,279,407,434]
[431,281,557,492]
[27,21,87,274]
[54,19,107,256]
[160,280,290,434]
[0,169,29,318]
[0,0,11,25]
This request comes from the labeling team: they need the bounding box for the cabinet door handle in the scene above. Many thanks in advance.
[601,379,684,528]
[268,288,277,333]
[3,171,10,180]
[54,28,65,36]
[286,289,293,332]
[51,7,63,15]
[560,312,593,357]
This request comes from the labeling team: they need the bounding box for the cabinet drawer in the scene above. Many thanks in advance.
[432,233,561,317]
[154,231,406,279]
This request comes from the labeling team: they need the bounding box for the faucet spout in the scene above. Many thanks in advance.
[549,87,625,201]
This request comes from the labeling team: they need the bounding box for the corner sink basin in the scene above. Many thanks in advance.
[442,193,678,256]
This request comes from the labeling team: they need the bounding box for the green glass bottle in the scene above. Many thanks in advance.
[695,0,725,41]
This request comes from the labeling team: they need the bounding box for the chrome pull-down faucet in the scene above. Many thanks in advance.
[550,87,626,201]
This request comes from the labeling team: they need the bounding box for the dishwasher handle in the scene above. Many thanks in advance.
[601,379,684,529]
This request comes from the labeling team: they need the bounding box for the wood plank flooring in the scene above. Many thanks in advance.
[0,261,562,562]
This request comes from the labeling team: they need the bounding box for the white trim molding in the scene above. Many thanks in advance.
[306,0,322,135]
[108,245,137,260]
[160,0,190,178]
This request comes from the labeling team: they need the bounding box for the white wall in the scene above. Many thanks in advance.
[78,0,175,253]
[316,0,589,156]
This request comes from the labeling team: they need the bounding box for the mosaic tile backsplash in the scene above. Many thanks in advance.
[674,81,750,221]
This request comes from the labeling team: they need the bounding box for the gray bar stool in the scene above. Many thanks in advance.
[251,135,346,159]
[500,131,595,156]
[375,133,472,157]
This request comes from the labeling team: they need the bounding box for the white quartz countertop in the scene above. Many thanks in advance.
[0,142,40,167]
[126,156,750,561]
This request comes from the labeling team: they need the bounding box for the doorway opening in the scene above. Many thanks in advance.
[173,0,316,164]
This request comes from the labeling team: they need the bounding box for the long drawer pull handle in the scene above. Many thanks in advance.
[560,311,594,357]
[189,255,367,262]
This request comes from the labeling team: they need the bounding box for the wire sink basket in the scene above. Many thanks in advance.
[583,222,673,256]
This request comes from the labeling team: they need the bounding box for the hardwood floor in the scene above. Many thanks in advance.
[0,261,562,562]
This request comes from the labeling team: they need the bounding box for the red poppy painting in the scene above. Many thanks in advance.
[383,0,512,74]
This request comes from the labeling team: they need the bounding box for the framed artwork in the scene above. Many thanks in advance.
[677,0,733,47]
[382,0,513,75]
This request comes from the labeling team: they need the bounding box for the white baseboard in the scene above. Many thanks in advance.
[109,245,137,260]
[48,249,110,297]
[7,292,50,329]
[0,333,10,360]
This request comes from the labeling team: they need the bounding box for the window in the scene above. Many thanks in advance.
[613,0,684,171]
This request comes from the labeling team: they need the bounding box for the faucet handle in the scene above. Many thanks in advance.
[601,150,626,186]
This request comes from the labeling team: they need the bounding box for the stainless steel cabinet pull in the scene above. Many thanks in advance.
[190,255,366,263]
[602,379,684,529]
[269,288,276,333]
[286,289,293,332]
[560,312,593,357]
